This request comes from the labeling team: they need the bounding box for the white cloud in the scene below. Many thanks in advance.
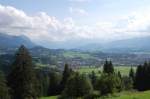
[0,5,79,43]
[69,7,88,16]
[1,4,150,45]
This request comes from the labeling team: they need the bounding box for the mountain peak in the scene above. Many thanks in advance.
[0,33,35,48]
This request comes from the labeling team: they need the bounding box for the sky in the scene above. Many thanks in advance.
[0,0,150,46]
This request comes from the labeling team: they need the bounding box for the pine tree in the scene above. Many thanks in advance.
[117,71,122,79]
[103,60,114,74]
[61,73,93,98]
[36,69,49,97]
[97,74,122,95]
[129,67,135,84]
[122,76,133,90]
[48,71,61,96]
[7,45,39,99]
[135,65,144,91]
[0,71,10,99]
[89,71,97,89]
[60,64,72,91]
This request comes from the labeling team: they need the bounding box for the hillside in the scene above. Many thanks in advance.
[0,33,35,49]
[78,36,150,53]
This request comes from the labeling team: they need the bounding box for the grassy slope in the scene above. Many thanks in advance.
[40,91,150,99]
[40,96,57,99]
[106,91,150,99]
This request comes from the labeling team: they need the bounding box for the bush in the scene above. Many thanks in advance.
[83,91,100,99]
[61,72,93,98]
[96,73,122,95]
[122,76,133,90]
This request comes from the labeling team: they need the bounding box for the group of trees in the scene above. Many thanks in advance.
[135,62,150,91]
[1,45,150,99]
[0,45,73,99]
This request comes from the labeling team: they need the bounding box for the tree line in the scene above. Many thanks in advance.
[0,45,149,99]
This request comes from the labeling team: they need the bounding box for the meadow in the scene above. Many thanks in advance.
[40,91,150,99]
[40,96,57,99]
[77,66,137,75]
[105,91,150,99]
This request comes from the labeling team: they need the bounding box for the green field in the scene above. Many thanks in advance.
[63,51,94,59]
[40,96,57,99]
[105,91,150,99]
[40,91,150,99]
[77,66,136,75]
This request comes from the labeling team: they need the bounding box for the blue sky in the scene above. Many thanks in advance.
[1,0,149,23]
[0,0,150,46]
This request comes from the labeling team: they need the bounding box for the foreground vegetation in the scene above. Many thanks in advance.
[1,45,150,99]
[40,90,150,99]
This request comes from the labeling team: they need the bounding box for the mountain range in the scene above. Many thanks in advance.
[0,33,150,53]
[79,37,150,53]
[0,33,35,49]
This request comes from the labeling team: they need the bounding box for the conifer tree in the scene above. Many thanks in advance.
[61,73,93,98]
[0,71,10,99]
[7,45,39,99]
[60,64,72,91]
[135,64,145,91]
[103,60,114,74]
[48,71,61,95]
[97,74,121,95]
[89,71,97,89]
[117,71,122,79]
[129,67,135,84]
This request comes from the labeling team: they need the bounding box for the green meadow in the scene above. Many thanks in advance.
[40,91,150,99]
[77,66,136,75]
[105,91,150,99]
[40,96,58,99]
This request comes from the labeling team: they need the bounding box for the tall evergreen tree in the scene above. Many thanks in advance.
[89,71,97,89]
[0,71,10,99]
[134,62,150,91]
[48,71,61,96]
[122,76,133,90]
[61,73,93,98]
[60,64,72,91]
[96,73,122,95]
[135,64,145,91]
[7,45,39,99]
[36,69,49,97]
[103,60,114,74]
[117,71,122,79]
[129,67,135,84]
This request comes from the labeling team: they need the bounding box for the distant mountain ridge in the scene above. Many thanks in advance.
[78,36,150,53]
[1,33,150,53]
[0,33,35,49]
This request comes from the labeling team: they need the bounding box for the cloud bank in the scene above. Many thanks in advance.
[0,4,150,46]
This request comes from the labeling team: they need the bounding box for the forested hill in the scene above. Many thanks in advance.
[0,33,35,49]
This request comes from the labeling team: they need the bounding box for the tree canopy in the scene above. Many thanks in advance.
[7,45,39,99]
